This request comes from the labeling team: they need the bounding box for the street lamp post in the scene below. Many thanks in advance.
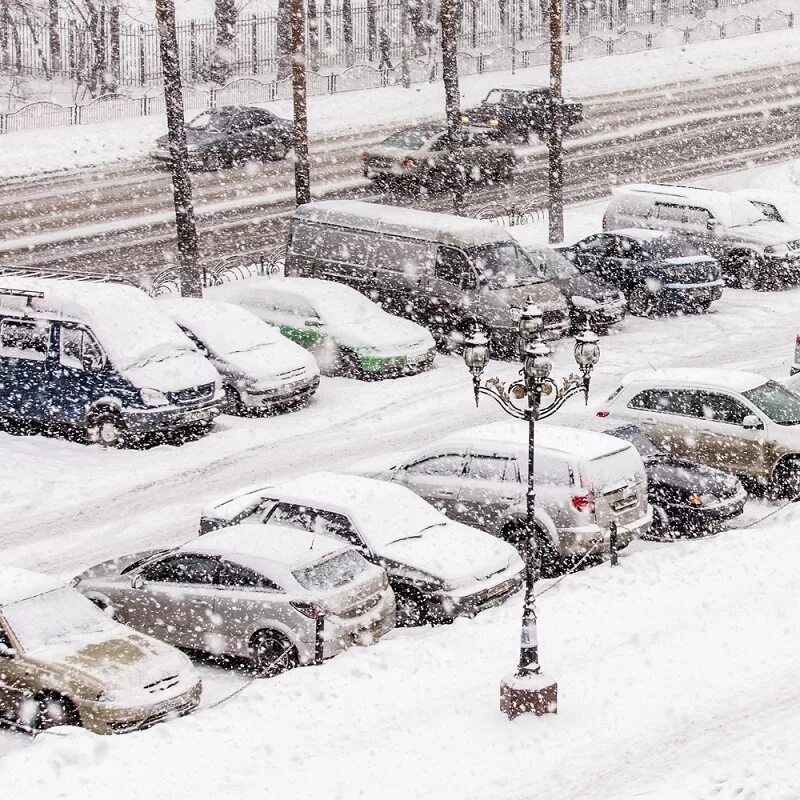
[462,299,600,720]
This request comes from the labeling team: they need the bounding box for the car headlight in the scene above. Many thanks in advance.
[460,114,470,124]
[140,387,169,407]
[509,306,523,321]
[764,244,788,256]
[664,266,686,279]
[488,118,499,127]
[570,295,599,310]
[186,144,200,153]
[687,493,719,508]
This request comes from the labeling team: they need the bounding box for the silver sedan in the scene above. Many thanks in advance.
[73,524,396,677]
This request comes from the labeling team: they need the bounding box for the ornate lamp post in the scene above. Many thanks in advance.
[463,299,600,719]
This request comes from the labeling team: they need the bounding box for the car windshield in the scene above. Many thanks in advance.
[742,381,800,425]
[381,129,434,150]
[469,243,545,288]
[723,195,767,227]
[187,111,227,132]
[3,587,118,654]
[292,549,371,591]
[607,426,664,458]
[310,287,382,324]
[524,245,578,279]
[484,89,523,106]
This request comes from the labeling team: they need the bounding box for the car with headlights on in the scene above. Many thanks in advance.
[200,472,524,626]
[208,277,436,378]
[151,106,293,171]
[74,525,395,678]
[159,298,320,414]
[558,229,723,316]
[360,125,515,191]
[519,241,626,333]
[0,565,201,734]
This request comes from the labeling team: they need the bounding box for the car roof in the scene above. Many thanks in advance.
[187,523,347,569]
[439,421,630,461]
[620,368,767,393]
[0,565,63,607]
[211,276,373,307]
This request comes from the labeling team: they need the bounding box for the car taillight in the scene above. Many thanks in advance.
[571,492,596,513]
[291,601,327,618]
[596,410,609,418]
[402,158,415,168]
[359,153,367,161]
[795,334,800,347]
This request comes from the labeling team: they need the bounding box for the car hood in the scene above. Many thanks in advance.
[78,549,166,582]
[221,340,320,384]
[378,522,521,588]
[551,274,618,303]
[331,314,435,355]
[122,349,220,393]
[727,220,800,246]
[490,283,567,313]
[646,455,743,497]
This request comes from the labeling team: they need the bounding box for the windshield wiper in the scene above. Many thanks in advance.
[385,523,446,546]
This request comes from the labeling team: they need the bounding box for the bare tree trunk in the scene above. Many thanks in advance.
[291,0,310,204]
[307,0,319,72]
[155,0,201,297]
[109,3,120,88]
[49,0,61,73]
[440,0,464,214]
[209,0,236,82]
[276,0,292,79]
[547,0,563,243]
[366,0,377,59]
[342,0,353,65]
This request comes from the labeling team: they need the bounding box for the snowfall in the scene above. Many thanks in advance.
[4,15,800,800]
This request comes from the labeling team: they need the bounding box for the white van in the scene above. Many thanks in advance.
[0,277,222,446]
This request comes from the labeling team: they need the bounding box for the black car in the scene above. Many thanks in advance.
[603,424,747,539]
[151,105,293,171]
[460,85,583,143]
[360,125,515,191]
[521,242,626,333]
[558,229,724,316]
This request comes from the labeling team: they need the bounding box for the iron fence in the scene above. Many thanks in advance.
[0,7,793,134]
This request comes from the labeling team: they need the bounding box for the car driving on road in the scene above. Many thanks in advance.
[0,565,201,734]
[209,277,436,378]
[74,525,395,678]
[151,106,293,171]
[558,229,723,316]
[159,298,320,414]
[360,125,515,191]
[200,472,524,625]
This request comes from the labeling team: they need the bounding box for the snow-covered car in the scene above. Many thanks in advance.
[208,277,436,378]
[0,565,201,734]
[158,297,320,414]
[355,422,652,575]
[199,472,524,625]
[733,188,800,226]
[74,525,395,677]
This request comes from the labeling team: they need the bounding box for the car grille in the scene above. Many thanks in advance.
[278,366,307,381]
[168,382,215,406]
[144,675,181,694]
[107,695,197,733]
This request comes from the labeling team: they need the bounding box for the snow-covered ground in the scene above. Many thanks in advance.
[1,22,799,178]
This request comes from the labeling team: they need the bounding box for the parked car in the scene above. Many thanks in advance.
[200,472,524,625]
[460,86,583,143]
[0,565,201,734]
[357,422,652,575]
[732,188,800,226]
[284,200,570,354]
[558,229,723,316]
[74,524,396,677]
[602,183,800,289]
[0,277,222,446]
[519,241,626,332]
[557,416,747,538]
[596,367,800,497]
[151,106,293,171]
[158,298,320,414]
[360,126,515,191]
[208,277,436,378]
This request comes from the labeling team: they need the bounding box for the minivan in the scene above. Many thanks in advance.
[603,183,800,289]
[0,277,223,446]
[284,200,569,355]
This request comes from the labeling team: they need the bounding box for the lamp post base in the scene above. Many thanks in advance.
[500,673,558,720]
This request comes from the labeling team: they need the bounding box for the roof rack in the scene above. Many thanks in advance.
[0,265,137,286]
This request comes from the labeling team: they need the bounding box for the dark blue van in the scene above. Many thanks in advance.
[0,277,223,446]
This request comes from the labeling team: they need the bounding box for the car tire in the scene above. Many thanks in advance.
[425,169,449,194]
[505,524,561,579]
[727,252,765,290]
[33,692,80,731]
[338,348,365,379]
[644,504,674,541]
[269,142,290,161]
[393,585,431,627]
[86,411,125,448]
[693,300,712,314]
[770,457,800,500]
[626,284,653,317]
[250,630,298,678]
[224,385,245,415]
[203,151,223,171]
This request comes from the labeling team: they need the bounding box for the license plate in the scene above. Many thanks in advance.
[181,409,208,424]
[407,351,427,364]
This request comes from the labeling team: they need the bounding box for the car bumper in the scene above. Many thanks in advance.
[765,253,800,277]
[561,507,652,555]
[581,302,627,329]
[358,349,436,376]
[493,320,569,355]
[151,147,204,167]
[657,282,723,307]
[427,568,524,620]
[238,376,320,409]
[79,681,202,735]
[665,490,747,531]
[122,396,223,433]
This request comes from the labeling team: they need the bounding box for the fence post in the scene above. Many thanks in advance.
[754,16,761,32]
[609,521,619,567]
[209,86,217,108]
[720,22,726,38]
[566,43,573,61]
[190,20,197,80]
[314,616,325,665]
[0,114,5,135]
[607,39,613,55]
[328,73,336,93]
[683,26,690,43]
[139,25,146,85]
[251,14,258,74]
[789,12,794,28]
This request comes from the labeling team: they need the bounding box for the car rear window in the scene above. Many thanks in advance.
[292,549,371,591]
[581,445,645,491]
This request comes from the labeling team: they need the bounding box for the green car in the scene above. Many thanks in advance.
[211,277,437,378]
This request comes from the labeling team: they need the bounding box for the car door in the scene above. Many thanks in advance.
[394,452,469,517]
[130,554,221,650]
[607,236,645,292]
[426,246,474,334]
[0,620,31,723]
[228,110,260,161]
[370,236,435,323]
[625,387,701,461]
[0,317,52,420]
[693,391,765,476]
[249,109,284,159]
[569,235,618,286]
[454,451,523,534]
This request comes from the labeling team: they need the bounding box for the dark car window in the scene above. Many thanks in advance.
[615,238,641,259]
[654,203,688,223]
[141,555,219,584]
[467,454,515,482]
[469,243,544,289]
[748,200,782,222]
[743,381,800,425]
[59,326,104,370]
[576,235,614,258]
[249,109,275,127]
[0,624,12,649]
[628,388,701,418]
[217,560,282,591]
[435,247,471,284]
[607,425,664,457]
[374,238,429,276]
[0,318,50,361]
[406,454,466,478]
[696,392,750,425]
[527,246,577,280]
[187,111,228,132]
[381,129,434,150]
[265,503,365,548]
[290,221,320,258]
[325,228,371,266]
[230,110,261,132]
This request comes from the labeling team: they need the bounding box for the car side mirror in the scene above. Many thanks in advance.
[0,643,16,658]
[707,220,720,234]
[459,270,477,291]
[131,574,146,589]
[742,414,763,430]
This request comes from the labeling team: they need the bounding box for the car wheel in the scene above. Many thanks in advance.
[269,141,290,161]
[86,411,125,448]
[505,524,561,579]
[338,348,366,379]
[203,150,223,171]
[251,630,298,678]
[626,284,652,317]
[33,692,80,731]
[692,300,712,314]
[771,457,800,500]
[224,385,245,415]
[425,169,449,194]
[644,504,675,541]
[393,585,431,626]
[727,252,764,290]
